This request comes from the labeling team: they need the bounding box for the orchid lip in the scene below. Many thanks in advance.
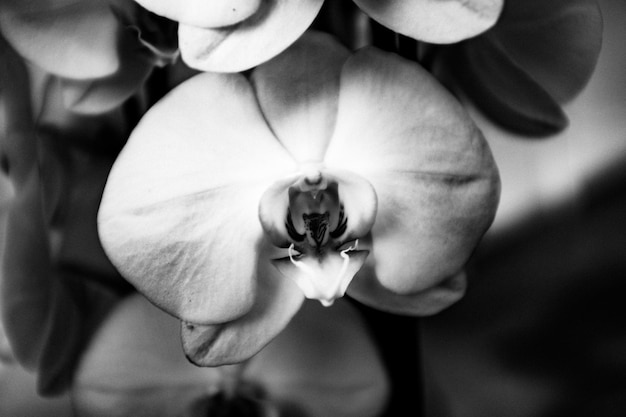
[272,241,368,307]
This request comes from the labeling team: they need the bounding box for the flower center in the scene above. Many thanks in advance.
[259,169,377,306]
[285,175,346,254]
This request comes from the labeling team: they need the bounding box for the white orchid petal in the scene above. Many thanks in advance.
[178,0,324,72]
[99,72,295,324]
[252,31,349,163]
[326,47,499,297]
[134,0,262,28]
[181,250,305,366]
[355,0,503,43]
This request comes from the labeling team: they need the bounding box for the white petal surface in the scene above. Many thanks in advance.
[178,0,324,72]
[99,72,296,324]
[326,48,500,296]
[252,31,349,163]
[134,0,261,28]
[181,244,305,366]
[354,0,503,43]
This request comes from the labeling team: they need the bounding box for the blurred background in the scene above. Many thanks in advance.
[422,0,626,415]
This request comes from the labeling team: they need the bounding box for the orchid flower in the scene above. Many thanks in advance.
[431,0,603,136]
[133,0,503,72]
[0,0,176,114]
[72,293,389,417]
[98,32,500,366]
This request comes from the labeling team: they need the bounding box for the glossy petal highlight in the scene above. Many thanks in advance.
[355,0,504,43]
[178,0,324,72]
[326,47,500,295]
[98,72,296,324]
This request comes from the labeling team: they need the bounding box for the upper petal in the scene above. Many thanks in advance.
[0,0,124,79]
[354,0,504,44]
[181,246,305,366]
[134,0,262,28]
[251,31,349,163]
[178,0,324,72]
[325,48,500,297]
[98,72,296,324]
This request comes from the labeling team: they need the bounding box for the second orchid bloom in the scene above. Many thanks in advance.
[98,32,500,366]
[133,0,504,71]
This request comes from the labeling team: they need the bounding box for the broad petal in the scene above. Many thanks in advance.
[326,47,500,295]
[178,0,324,72]
[181,247,304,366]
[0,0,123,79]
[73,294,225,417]
[99,72,295,324]
[492,0,603,103]
[246,299,390,417]
[252,31,349,163]
[449,37,569,136]
[134,0,262,28]
[354,0,503,44]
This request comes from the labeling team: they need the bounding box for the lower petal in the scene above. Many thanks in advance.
[181,249,305,366]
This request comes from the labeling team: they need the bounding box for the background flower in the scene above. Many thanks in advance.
[0,33,133,395]
[430,0,603,136]
[0,0,173,114]
[72,294,389,417]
